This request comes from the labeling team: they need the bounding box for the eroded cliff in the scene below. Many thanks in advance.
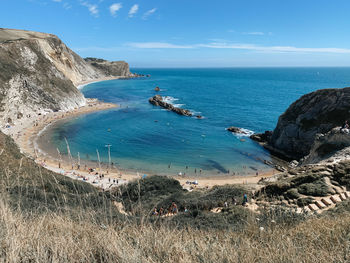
[0,28,133,127]
[252,87,350,164]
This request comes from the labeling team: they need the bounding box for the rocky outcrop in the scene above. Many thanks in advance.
[227,126,251,135]
[0,28,133,127]
[301,127,350,164]
[84,57,134,78]
[260,87,350,161]
[250,131,272,143]
[149,95,192,116]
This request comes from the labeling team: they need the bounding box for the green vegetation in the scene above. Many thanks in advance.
[258,170,333,203]
[0,132,119,221]
[1,131,350,262]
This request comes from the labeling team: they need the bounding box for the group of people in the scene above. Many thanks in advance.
[152,202,182,216]
[152,194,249,217]
[223,194,248,208]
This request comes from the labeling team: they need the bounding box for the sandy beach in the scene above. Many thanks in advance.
[2,78,278,190]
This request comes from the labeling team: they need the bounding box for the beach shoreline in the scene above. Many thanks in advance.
[3,77,278,190]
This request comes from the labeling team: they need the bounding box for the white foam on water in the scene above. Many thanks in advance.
[228,128,255,137]
[163,96,179,104]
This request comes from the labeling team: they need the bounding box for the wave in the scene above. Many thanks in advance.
[229,128,255,137]
[163,96,179,104]
[160,96,203,117]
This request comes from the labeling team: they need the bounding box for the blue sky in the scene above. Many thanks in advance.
[2,0,350,67]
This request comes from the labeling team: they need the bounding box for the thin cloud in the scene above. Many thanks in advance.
[128,4,139,18]
[127,42,194,49]
[110,3,122,17]
[244,32,265,35]
[81,1,99,17]
[142,8,157,20]
[199,43,350,53]
[52,0,62,2]
[125,41,350,54]
[63,2,72,9]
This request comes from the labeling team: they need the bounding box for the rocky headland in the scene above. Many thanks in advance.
[84,57,135,78]
[248,87,350,213]
[0,28,134,128]
[149,95,193,116]
[250,87,350,165]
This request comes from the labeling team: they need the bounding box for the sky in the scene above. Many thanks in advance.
[2,0,350,67]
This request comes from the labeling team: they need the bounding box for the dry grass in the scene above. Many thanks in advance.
[1,197,350,263]
[1,132,350,262]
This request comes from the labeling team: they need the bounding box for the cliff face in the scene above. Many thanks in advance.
[268,87,350,161]
[84,57,133,78]
[0,28,132,126]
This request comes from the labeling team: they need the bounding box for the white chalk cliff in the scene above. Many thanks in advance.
[0,28,133,127]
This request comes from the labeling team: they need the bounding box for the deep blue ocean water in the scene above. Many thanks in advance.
[44,68,350,176]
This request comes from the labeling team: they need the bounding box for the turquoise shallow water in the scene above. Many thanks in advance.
[42,68,350,176]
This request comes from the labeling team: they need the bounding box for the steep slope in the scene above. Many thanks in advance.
[0,28,133,127]
[0,130,118,216]
[253,87,350,161]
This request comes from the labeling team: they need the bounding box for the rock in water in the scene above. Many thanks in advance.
[250,131,273,143]
[227,126,251,135]
[154,86,160,91]
[149,95,192,116]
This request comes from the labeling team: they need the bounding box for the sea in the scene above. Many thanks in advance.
[38,68,350,176]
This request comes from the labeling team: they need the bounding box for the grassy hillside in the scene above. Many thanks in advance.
[1,131,350,262]
[0,132,119,221]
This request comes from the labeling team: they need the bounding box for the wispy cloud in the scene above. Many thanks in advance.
[52,0,62,2]
[243,32,265,35]
[128,4,139,18]
[142,8,157,20]
[127,42,193,49]
[124,41,350,54]
[63,2,72,9]
[110,3,122,17]
[81,1,99,17]
[199,43,350,53]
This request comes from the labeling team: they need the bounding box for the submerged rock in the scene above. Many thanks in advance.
[149,95,192,116]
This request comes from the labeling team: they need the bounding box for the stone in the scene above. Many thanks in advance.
[321,197,332,206]
[315,200,326,209]
[308,203,319,211]
[330,195,341,203]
